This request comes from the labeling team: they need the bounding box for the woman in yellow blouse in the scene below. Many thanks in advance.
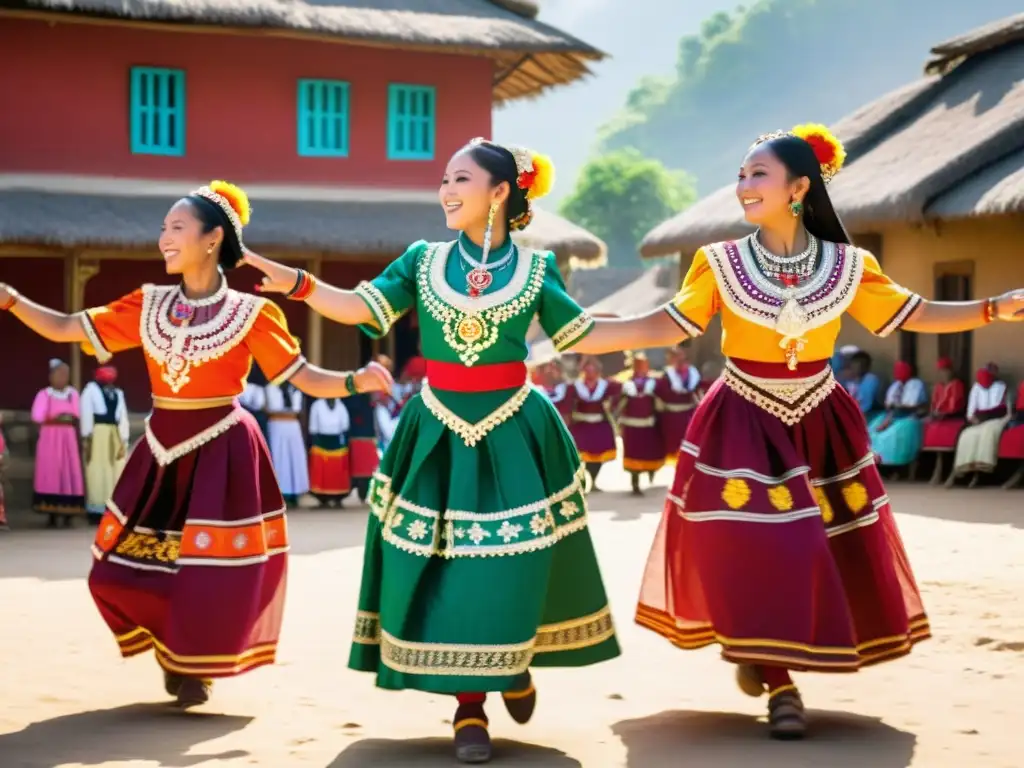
[572,124,1024,739]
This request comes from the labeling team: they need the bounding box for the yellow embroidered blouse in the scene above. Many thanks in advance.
[664,237,922,363]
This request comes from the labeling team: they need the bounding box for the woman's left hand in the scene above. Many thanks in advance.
[354,361,394,394]
[995,290,1024,321]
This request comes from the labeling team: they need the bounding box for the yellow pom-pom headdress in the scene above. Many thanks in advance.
[752,123,846,183]
[468,138,556,231]
[190,179,251,244]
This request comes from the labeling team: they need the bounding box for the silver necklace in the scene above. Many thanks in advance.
[752,234,818,281]
[459,240,515,272]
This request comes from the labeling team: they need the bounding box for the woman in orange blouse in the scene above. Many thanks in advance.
[0,181,391,707]
[569,125,1024,738]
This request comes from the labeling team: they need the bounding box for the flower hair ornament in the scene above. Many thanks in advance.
[751,123,847,184]
[190,179,251,246]
[468,138,555,230]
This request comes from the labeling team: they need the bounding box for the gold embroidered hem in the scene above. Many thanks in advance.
[368,466,590,559]
[355,280,400,335]
[722,359,835,426]
[619,415,656,428]
[365,606,614,677]
[551,311,595,351]
[145,410,243,466]
[420,381,531,447]
[115,627,279,676]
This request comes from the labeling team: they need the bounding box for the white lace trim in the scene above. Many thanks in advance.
[574,379,608,402]
[622,378,657,398]
[551,312,594,351]
[419,381,532,447]
[144,409,242,466]
[78,312,113,363]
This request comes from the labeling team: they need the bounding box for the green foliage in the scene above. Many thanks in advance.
[598,0,1021,193]
[558,148,697,266]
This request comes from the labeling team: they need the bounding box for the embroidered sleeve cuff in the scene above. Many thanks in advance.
[663,303,704,338]
[875,294,923,338]
[355,281,398,339]
[78,311,113,363]
[268,356,307,386]
[551,312,595,351]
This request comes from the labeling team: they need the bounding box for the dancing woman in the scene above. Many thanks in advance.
[0,180,390,706]
[244,139,619,763]
[561,124,1024,738]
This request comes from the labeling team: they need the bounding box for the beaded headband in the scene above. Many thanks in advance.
[190,185,246,245]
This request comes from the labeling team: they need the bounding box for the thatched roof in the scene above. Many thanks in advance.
[0,187,606,266]
[528,264,675,364]
[926,146,1024,218]
[3,0,604,103]
[640,13,1024,259]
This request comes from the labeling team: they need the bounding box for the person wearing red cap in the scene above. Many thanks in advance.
[868,360,928,473]
[948,363,1009,487]
[81,366,130,526]
[997,379,1024,489]
[920,357,967,483]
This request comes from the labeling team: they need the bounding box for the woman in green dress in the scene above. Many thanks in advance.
[244,138,620,764]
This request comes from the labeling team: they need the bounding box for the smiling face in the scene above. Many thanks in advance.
[438,149,510,232]
[159,199,221,275]
[736,143,809,229]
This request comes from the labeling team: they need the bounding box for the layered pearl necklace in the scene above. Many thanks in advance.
[751,231,819,283]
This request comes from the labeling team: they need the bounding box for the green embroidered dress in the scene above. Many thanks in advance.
[348,234,620,694]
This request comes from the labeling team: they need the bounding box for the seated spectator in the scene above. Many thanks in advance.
[869,360,928,472]
[948,363,1008,488]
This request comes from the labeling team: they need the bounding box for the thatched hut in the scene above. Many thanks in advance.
[639,12,1024,382]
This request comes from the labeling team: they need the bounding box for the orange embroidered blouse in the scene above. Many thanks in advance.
[79,284,305,401]
[664,237,923,363]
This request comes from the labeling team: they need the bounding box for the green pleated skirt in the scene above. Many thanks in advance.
[348,384,621,693]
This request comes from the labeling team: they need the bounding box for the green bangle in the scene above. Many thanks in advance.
[345,372,357,396]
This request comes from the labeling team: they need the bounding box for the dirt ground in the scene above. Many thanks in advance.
[1,463,1022,768]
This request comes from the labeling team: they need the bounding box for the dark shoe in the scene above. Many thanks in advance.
[454,703,491,764]
[175,677,213,708]
[502,671,537,724]
[768,688,806,740]
[163,670,185,697]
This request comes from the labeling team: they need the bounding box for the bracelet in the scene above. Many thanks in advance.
[345,372,357,396]
[287,270,316,302]
[983,297,998,324]
[0,288,19,311]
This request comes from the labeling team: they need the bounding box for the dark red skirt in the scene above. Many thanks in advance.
[349,437,379,479]
[622,424,665,472]
[636,359,929,672]
[922,416,966,451]
[88,404,288,678]
[572,421,617,463]
[660,406,698,464]
[998,420,1024,459]
[310,435,352,497]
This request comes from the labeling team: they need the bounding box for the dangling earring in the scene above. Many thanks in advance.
[466,202,500,298]
[789,200,803,218]
[482,201,498,263]
[207,243,215,255]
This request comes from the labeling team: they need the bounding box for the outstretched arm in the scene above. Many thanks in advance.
[902,290,1024,333]
[0,284,87,343]
[242,251,375,327]
[572,310,689,356]
[290,362,392,400]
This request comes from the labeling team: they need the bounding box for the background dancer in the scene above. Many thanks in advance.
[616,352,664,495]
[308,396,352,508]
[242,139,620,764]
[570,355,620,493]
[654,345,702,465]
[561,123,1024,738]
[0,180,390,707]
[81,365,130,526]
[265,380,309,507]
[31,359,85,528]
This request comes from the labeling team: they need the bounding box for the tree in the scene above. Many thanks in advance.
[559,149,696,266]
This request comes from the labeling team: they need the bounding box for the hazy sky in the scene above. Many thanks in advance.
[492,0,736,203]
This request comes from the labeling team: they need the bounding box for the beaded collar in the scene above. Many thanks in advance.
[702,235,863,333]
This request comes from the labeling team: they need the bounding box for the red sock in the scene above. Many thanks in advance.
[758,665,794,694]
[456,692,487,705]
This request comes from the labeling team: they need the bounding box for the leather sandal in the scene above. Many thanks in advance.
[767,688,806,740]
[501,671,537,724]
[175,677,213,708]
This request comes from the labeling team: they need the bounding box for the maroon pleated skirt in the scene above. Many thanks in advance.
[88,404,288,678]
[622,424,665,472]
[998,419,1024,460]
[572,421,617,463]
[636,359,929,672]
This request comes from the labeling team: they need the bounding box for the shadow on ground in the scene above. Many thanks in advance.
[613,709,916,767]
[329,737,581,766]
[0,703,252,767]
[886,485,1023,529]
[0,507,369,581]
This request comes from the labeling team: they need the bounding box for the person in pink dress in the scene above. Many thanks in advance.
[997,380,1024,489]
[920,357,967,483]
[31,359,86,527]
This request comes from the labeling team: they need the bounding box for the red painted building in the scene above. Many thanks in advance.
[0,0,606,411]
